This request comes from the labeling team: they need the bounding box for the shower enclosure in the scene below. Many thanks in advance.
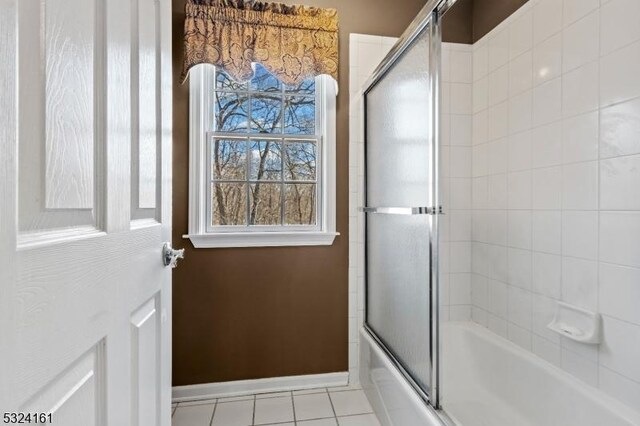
[360,0,453,417]
[358,0,640,425]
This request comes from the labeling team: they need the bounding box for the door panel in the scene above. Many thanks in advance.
[0,0,173,424]
[365,28,434,394]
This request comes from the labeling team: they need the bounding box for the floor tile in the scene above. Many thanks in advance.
[172,404,215,426]
[293,393,335,420]
[297,418,338,426]
[329,391,373,417]
[256,391,292,399]
[217,394,254,402]
[327,384,362,393]
[292,388,327,396]
[337,414,381,426]
[254,396,294,425]
[211,399,254,426]
[179,398,217,406]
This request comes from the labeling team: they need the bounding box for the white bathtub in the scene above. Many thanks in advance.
[442,322,640,426]
[360,322,640,426]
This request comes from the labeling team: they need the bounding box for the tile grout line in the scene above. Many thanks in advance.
[208,400,217,426]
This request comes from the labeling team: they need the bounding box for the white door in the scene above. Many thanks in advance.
[0,0,173,424]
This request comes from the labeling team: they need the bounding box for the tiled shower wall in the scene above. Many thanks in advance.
[470,0,640,411]
[350,0,640,412]
[348,33,397,383]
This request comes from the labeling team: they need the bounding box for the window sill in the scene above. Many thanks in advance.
[183,231,339,248]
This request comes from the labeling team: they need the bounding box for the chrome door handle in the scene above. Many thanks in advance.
[360,206,443,215]
[163,242,184,268]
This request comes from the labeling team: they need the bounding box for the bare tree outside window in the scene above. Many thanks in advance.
[211,64,318,228]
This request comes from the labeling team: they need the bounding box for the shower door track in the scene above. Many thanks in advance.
[361,0,456,411]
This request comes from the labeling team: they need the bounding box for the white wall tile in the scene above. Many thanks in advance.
[532,252,562,298]
[488,102,509,140]
[562,11,599,72]
[508,210,533,249]
[600,40,640,107]
[562,161,598,210]
[451,115,472,146]
[450,50,473,83]
[488,65,510,106]
[599,263,640,326]
[509,91,533,135]
[469,1,640,408]
[509,10,533,60]
[474,42,489,81]
[509,131,533,172]
[563,0,599,26]
[562,257,598,310]
[488,174,508,209]
[561,348,599,387]
[533,78,562,126]
[532,167,562,210]
[533,0,563,45]
[562,61,599,118]
[532,293,561,342]
[532,334,561,366]
[508,170,532,209]
[600,155,640,210]
[487,138,508,175]
[600,316,640,383]
[508,322,533,350]
[562,112,599,163]
[451,83,473,114]
[508,248,533,289]
[600,96,640,158]
[600,0,640,56]
[562,211,598,260]
[533,33,562,86]
[532,210,562,254]
[473,109,489,145]
[599,367,640,412]
[509,51,533,96]
[450,273,472,305]
[600,212,640,268]
[489,29,510,72]
[508,286,533,329]
[532,121,563,168]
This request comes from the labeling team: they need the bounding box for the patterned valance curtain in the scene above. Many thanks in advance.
[181,0,339,85]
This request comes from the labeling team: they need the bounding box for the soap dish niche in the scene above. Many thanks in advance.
[547,302,602,345]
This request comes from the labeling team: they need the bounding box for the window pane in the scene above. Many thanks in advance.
[215,70,247,91]
[211,139,247,180]
[251,93,282,133]
[211,182,247,226]
[215,92,249,132]
[284,96,315,134]
[250,65,281,92]
[284,141,316,181]
[285,183,316,225]
[249,140,281,181]
[285,79,315,95]
[249,183,282,225]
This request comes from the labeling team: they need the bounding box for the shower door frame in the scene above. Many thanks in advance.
[361,0,455,410]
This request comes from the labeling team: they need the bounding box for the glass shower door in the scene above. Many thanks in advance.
[364,24,440,401]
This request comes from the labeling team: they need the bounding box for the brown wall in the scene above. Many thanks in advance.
[471,0,529,41]
[171,0,429,386]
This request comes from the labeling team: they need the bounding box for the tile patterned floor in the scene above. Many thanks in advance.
[171,385,381,426]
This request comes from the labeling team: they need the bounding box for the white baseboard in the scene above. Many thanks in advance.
[172,372,349,402]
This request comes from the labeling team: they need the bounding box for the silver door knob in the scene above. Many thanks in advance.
[163,242,184,268]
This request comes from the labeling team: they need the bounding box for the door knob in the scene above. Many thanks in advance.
[163,242,184,268]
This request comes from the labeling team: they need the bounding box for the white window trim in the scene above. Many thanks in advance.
[184,64,339,248]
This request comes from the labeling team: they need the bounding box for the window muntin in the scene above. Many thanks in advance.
[209,64,320,230]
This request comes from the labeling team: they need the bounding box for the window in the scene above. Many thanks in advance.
[185,64,338,248]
